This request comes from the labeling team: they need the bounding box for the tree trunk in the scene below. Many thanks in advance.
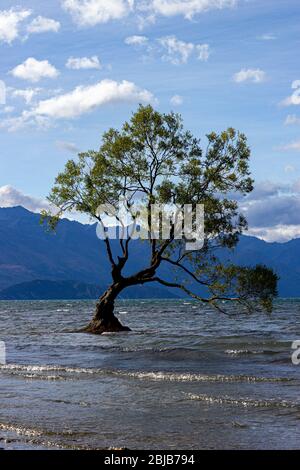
[83,283,131,335]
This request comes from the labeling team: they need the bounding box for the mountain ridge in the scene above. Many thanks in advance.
[0,206,299,298]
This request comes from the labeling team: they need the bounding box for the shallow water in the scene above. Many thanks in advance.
[0,299,299,450]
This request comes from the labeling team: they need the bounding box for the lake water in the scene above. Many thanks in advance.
[0,299,299,450]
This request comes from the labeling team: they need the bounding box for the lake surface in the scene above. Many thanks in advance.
[0,299,299,450]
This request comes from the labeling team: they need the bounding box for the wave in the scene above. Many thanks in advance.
[186,393,300,409]
[0,364,293,383]
[224,349,280,356]
[0,423,44,438]
[20,374,67,381]
[0,422,124,450]
[116,371,292,383]
[0,364,92,374]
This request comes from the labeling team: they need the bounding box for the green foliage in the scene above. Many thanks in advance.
[236,264,279,313]
[46,105,278,314]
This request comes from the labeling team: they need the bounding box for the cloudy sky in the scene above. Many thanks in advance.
[0,0,300,242]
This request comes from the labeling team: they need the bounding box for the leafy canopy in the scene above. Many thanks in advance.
[44,105,278,313]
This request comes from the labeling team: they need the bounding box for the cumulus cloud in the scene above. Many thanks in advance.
[27,16,61,34]
[11,88,41,104]
[145,0,237,20]
[32,79,155,119]
[239,179,300,242]
[0,106,14,114]
[62,0,237,26]
[244,180,287,202]
[244,195,300,228]
[247,225,300,243]
[0,113,51,132]
[0,8,31,44]
[0,185,49,213]
[10,58,59,83]
[233,68,266,83]
[62,0,133,26]
[281,81,300,107]
[196,44,210,61]
[170,94,183,106]
[159,35,210,64]
[66,55,101,70]
[125,35,149,46]
[0,79,156,130]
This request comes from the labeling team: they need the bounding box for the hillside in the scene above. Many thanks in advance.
[0,206,299,298]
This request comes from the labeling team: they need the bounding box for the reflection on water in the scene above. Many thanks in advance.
[0,299,299,449]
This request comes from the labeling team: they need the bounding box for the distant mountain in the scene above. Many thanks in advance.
[0,279,179,301]
[0,280,102,300]
[0,206,299,299]
[217,236,300,298]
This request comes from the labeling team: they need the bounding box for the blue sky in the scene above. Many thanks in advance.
[0,0,300,241]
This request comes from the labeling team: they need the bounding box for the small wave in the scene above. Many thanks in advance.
[0,364,293,384]
[0,364,96,375]
[0,423,43,438]
[117,371,292,383]
[21,374,67,381]
[0,422,123,450]
[224,349,279,356]
[186,393,299,409]
[0,422,87,438]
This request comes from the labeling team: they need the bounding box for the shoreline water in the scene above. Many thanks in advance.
[0,299,299,450]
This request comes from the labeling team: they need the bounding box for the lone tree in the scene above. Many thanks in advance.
[45,105,278,334]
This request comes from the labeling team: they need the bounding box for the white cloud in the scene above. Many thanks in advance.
[27,16,61,34]
[11,88,41,104]
[0,106,14,114]
[56,140,80,153]
[278,140,300,152]
[0,8,31,44]
[281,81,300,107]
[196,44,210,61]
[0,185,49,213]
[125,34,210,64]
[257,33,276,41]
[66,56,101,70]
[147,0,237,20]
[125,35,149,46]
[248,225,300,243]
[233,68,266,83]
[0,113,51,132]
[159,35,210,64]
[170,94,183,106]
[10,58,59,83]
[239,179,300,241]
[0,79,156,130]
[285,114,300,125]
[62,0,133,26]
[62,0,237,26]
[33,79,156,119]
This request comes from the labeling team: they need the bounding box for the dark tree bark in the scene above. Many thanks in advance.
[83,282,131,334]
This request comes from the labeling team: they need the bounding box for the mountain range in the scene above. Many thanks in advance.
[0,206,299,299]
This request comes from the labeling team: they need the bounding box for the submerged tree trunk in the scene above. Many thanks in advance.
[83,283,131,335]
